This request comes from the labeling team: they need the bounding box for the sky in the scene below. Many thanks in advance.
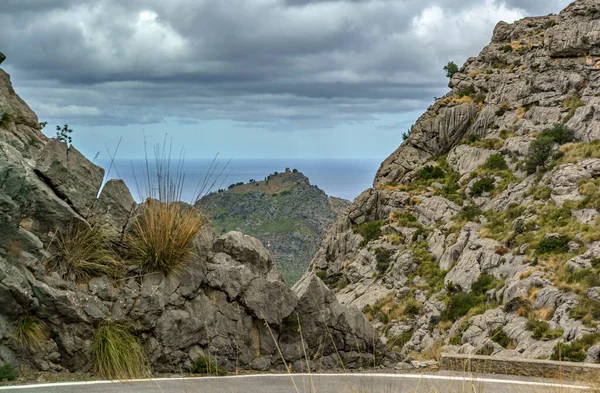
[0,0,569,160]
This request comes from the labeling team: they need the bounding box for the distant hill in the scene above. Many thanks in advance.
[196,168,350,284]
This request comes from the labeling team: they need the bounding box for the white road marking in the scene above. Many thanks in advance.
[0,373,592,391]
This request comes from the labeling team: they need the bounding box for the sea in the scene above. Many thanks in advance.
[98,158,382,203]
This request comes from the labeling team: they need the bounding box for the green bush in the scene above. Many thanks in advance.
[472,273,503,296]
[526,319,563,341]
[0,364,17,381]
[444,61,459,79]
[419,166,446,181]
[470,177,495,197]
[490,327,512,348]
[190,356,228,376]
[551,341,586,362]
[442,292,484,321]
[456,85,476,98]
[353,221,385,246]
[374,248,394,275]
[387,331,413,351]
[525,124,575,174]
[535,235,571,255]
[458,205,483,222]
[483,154,508,171]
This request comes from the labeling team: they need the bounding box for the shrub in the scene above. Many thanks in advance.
[525,124,575,174]
[55,124,73,144]
[551,341,586,362]
[483,154,508,171]
[419,166,446,181]
[49,222,121,282]
[374,248,394,275]
[456,85,476,98]
[535,234,571,255]
[0,364,17,381]
[0,112,12,127]
[458,205,483,222]
[14,316,47,350]
[353,221,384,246]
[470,177,495,197]
[388,331,413,351]
[125,201,205,277]
[526,319,564,341]
[471,273,503,296]
[500,44,513,52]
[490,327,512,348]
[92,321,150,380]
[190,356,228,376]
[444,61,459,79]
[541,124,575,145]
[442,292,484,322]
[570,298,600,325]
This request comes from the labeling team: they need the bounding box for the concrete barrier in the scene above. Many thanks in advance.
[440,354,600,380]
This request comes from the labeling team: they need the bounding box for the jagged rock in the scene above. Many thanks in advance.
[0,52,5,65]
[242,278,297,325]
[447,145,494,176]
[213,231,273,276]
[544,164,591,205]
[572,209,600,224]
[92,179,136,238]
[35,139,105,217]
[0,70,47,158]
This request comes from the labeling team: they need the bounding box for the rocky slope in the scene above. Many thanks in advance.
[196,170,350,285]
[0,56,388,374]
[308,0,600,364]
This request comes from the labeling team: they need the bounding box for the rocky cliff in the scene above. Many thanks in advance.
[0,58,388,374]
[308,0,600,364]
[196,170,350,285]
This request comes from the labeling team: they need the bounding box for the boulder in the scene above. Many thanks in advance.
[92,179,136,238]
[35,139,105,217]
[213,231,273,276]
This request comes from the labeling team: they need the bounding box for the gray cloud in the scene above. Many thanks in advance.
[0,0,567,128]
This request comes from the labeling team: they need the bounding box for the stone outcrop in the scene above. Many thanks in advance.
[304,0,600,364]
[0,64,388,374]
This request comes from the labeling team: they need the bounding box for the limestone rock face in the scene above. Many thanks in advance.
[304,0,600,364]
[35,139,105,217]
[0,65,387,373]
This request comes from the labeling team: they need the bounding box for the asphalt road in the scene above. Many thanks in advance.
[0,372,592,393]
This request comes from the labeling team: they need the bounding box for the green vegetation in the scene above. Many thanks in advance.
[471,273,504,296]
[190,356,228,376]
[551,341,586,362]
[470,177,495,197]
[126,200,204,277]
[92,321,150,380]
[457,205,483,223]
[14,316,47,350]
[49,222,121,282]
[525,124,575,174]
[456,85,476,98]
[570,298,600,327]
[55,124,73,144]
[353,221,385,247]
[563,95,584,120]
[490,327,512,348]
[410,241,446,295]
[444,61,459,79]
[387,331,413,351]
[483,154,508,171]
[419,166,446,181]
[0,364,17,381]
[500,44,513,53]
[374,248,394,276]
[536,234,572,255]
[0,112,12,127]
[526,319,563,341]
[364,292,423,325]
[390,212,421,228]
[441,292,484,322]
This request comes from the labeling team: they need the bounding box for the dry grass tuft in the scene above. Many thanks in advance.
[14,316,48,350]
[48,221,121,282]
[125,201,205,277]
[92,321,150,380]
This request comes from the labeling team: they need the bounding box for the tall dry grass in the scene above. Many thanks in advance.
[48,221,121,282]
[92,321,150,380]
[14,316,48,350]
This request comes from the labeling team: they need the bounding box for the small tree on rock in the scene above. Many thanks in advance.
[444,61,459,79]
[55,124,73,144]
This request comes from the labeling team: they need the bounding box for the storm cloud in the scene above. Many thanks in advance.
[0,0,569,128]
